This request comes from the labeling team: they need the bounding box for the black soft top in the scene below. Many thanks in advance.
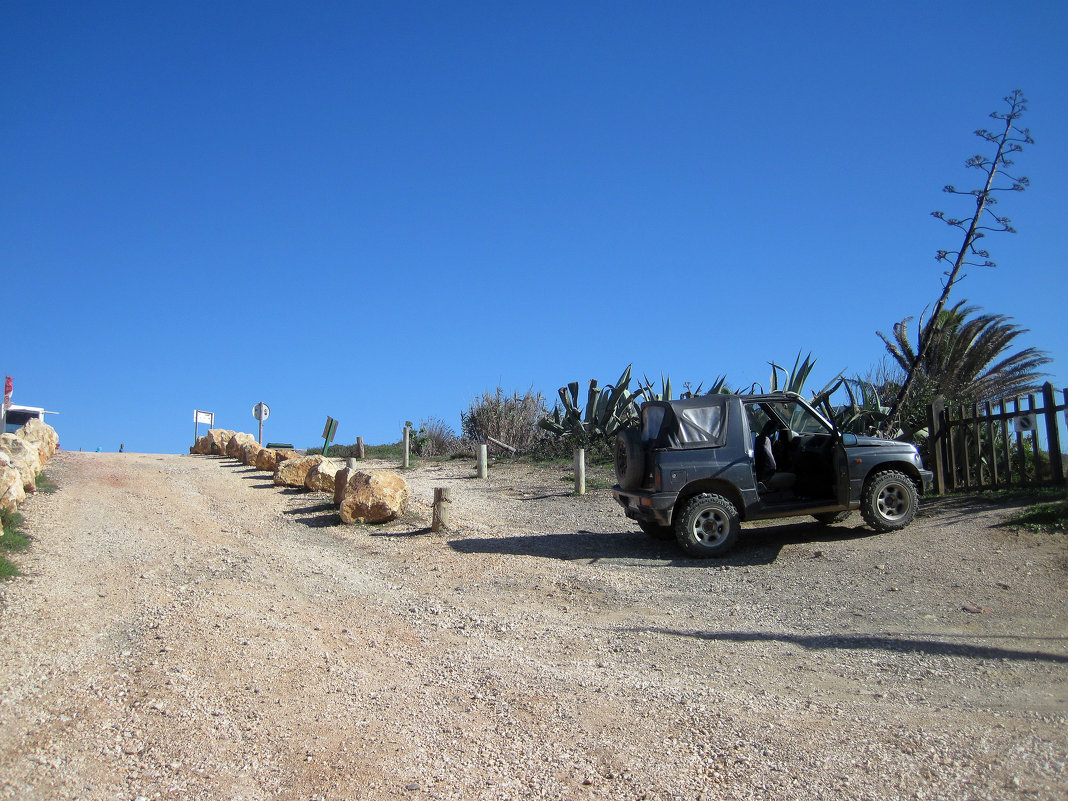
[642,396,729,449]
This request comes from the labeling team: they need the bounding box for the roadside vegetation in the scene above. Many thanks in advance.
[1,470,58,578]
[0,507,30,579]
[989,487,1068,533]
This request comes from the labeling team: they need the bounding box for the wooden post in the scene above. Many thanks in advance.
[486,436,516,454]
[927,397,946,495]
[999,398,1013,488]
[476,444,488,478]
[432,487,452,532]
[356,437,365,459]
[948,406,960,490]
[574,448,586,495]
[1026,393,1041,481]
[985,401,999,489]
[1013,396,1025,483]
[402,426,410,469]
[1042,382,1064,485]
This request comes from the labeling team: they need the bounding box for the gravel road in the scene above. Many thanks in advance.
[1,451,1065,801]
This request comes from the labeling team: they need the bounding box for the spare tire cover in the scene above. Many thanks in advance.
[615,429,645,489]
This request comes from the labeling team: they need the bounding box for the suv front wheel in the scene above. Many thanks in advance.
[860,470,918,532]
[675,493,740,558]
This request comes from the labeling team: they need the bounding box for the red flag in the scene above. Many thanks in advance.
[2,376,11,409]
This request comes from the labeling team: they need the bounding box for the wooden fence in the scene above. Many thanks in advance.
[926,382,1066,494]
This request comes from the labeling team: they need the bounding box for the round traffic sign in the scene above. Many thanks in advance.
[253,402,271,421]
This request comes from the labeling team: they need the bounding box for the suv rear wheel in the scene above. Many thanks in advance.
[860,470,918,532]
[675,493,740,558]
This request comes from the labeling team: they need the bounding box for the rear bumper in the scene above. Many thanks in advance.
[612,487,678,526]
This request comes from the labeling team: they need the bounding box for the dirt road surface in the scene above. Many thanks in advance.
[1,451,1065,800]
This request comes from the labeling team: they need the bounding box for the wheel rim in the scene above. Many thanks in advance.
[877,481,910,521]
[691,507,729,546]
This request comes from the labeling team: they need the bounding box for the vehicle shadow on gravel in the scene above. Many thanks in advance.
[630,627,1068,664]
[448,521,878,567]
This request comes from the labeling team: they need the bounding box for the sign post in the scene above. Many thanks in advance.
[322,416,338,457]
[253,402,271,444]
[2,376,11,432]
[193,409,214,446]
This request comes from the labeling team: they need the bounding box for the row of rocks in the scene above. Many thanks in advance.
[1,418,60,512]
[191,429,410,523]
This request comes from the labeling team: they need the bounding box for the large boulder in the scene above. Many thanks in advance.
[258,448,302,472]
[239,442,263,466]
[17,419,59,462]
[226,432,258,459]
[0,463,25,512]
[305,459,346,493]
[0,433,41,492]
[338,469,410,524]
[191,429,235,455]
[255,448,281,472]
[274,456,324,488]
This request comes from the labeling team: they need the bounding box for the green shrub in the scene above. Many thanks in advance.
[461,386,549,454]
[411,417,460,457]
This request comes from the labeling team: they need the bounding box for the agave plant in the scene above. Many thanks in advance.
[639,373,673,402]
[539,364,646,445]
[822,378,894,435]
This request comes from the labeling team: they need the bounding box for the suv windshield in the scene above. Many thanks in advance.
[765,400,831,435]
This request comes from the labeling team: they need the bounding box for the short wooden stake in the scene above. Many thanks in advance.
[432,487,452,532]
[402,426,410,468]
[476,444,488,478]
[574,448,586,495]
[356,437,365,459]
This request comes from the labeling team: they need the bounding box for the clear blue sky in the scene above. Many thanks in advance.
[3,1,1065,453]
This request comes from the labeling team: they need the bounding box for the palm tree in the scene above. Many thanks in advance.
[878,301,1050,431]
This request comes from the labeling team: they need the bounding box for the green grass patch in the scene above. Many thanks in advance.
[0,508,29,579]
[1,509,29,551]
[969,486,1064,506]
[1008,499,1068,533]
[35,472,58,494]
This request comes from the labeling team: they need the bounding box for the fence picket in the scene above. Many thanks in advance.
[985,401,999,489]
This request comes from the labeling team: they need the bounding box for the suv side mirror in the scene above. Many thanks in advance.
[841,433,858,446]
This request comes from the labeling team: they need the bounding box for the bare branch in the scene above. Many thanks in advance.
[882,91,1031,435]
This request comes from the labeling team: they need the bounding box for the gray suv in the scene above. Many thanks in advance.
[612,392,933,557]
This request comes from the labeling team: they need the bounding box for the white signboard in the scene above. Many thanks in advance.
[194,410,214,426]
[253,402,271,422]
[1013,413,1038,434]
